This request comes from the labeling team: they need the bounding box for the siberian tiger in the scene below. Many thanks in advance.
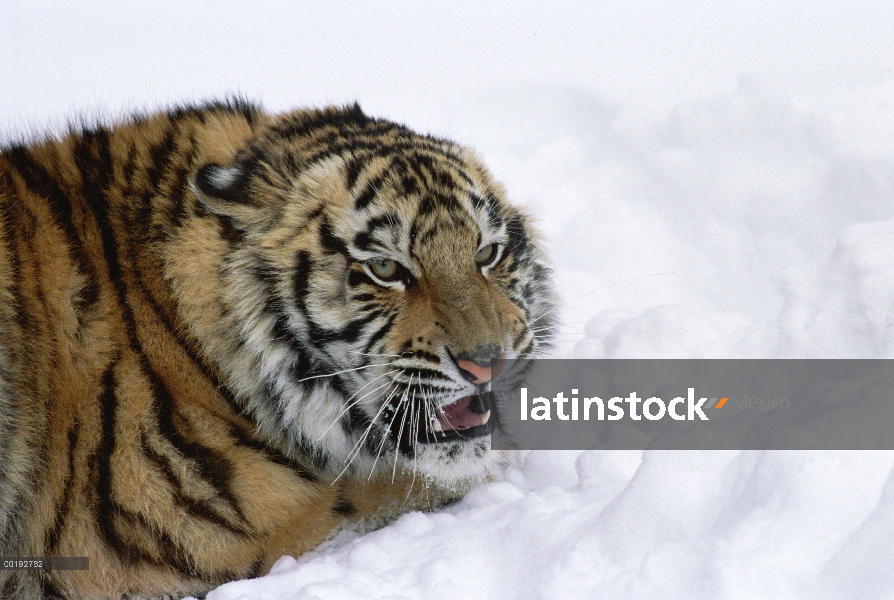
[0,100,555,599]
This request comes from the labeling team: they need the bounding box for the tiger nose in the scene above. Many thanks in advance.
[455,352,506,385]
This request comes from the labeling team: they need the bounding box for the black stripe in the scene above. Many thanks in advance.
[503,215,529,260]
[161,162,192,233]
[411,350,440,364]
[303,139,472,182]
[72,127,113,191]
[339,310,385,341]
[227,424,318,483]
[416,190,460,218]
[71,127,114,308]
[400,367,451,382]
[346,403,373,435]
[39,574,66,599]
[270,311,317,371]
[245,555,266,579]
[272,103,375,141]
[4,145,101,310]
[168,97,260,128]
[93,359,128,553]
[308,310,382,345]
[147,366,248,524]
[0,171,32,334]
[140,433,250,534]
[146,129,177,190]
[332,497,356,516]
[343,158,364,190]
[293,250,311,308]
[318,216,348,256]
[45,426,79,552]
[364,212,400,236]
[469,194,486,211]
[362,313,397,355]
[350,211,401,253]
[407,150,474,187]
[290,202,326,237]
[347,268,376,288]
[153,525,204,578]
[512,327,529,351]
[353,179,379,211]
[112,504,213,579]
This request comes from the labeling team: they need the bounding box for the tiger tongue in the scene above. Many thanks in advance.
[435,395,489,431]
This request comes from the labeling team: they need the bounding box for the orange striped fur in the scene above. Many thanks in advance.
[0,101,555,599]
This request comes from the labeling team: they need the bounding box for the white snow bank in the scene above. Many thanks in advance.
[208,451,894,600]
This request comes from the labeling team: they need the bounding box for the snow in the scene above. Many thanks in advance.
[4,2,894,598]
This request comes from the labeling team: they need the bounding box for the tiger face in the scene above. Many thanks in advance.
[186,106,555,483]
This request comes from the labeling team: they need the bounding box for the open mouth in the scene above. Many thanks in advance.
[419,391,495,443]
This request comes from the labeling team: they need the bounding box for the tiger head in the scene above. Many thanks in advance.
[181,105,555,484]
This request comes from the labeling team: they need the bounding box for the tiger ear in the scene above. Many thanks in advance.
[194,162,263,229]
[195,162,249,207]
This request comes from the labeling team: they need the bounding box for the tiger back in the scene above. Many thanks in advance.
[0,101,555,599]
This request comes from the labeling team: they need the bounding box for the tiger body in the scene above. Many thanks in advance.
[0,101,554,599]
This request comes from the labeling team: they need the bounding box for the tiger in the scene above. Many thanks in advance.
[0,100,555,599]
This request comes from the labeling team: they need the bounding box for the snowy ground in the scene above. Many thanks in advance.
[4,2,894,598]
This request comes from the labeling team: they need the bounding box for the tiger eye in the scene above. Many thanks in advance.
[475,243,497,266]
[369,258,399,280]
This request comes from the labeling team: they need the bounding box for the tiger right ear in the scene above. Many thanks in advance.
[194,161,274,231]
[194,162,249,208]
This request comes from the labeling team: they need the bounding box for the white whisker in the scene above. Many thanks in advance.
[391,395,409,484]
[295,362,391,386]
[368,373,413,481]
[347,350,403,358]
[315,370,399,442]
[333,380,400,484]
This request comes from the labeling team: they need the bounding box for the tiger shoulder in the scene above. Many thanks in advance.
[0,100,555,599]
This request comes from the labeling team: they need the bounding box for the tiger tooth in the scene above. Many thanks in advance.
[481,410,491,425]
[431,419,443,433]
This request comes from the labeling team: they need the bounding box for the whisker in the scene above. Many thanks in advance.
[295,361,391,386]
[333,380,400,484]
[421,386,434,445]
[343,381,399,465]
[316,370,399,442]
[391,396,409,484]
[529,325,560,333]
[368,373,413,481]
[404,395,419,503]
[347,350,403,358]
